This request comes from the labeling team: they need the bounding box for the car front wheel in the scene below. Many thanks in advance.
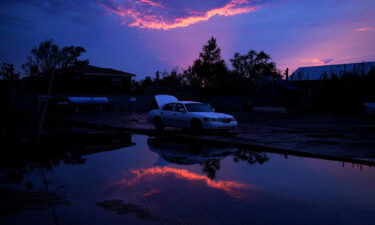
[190,119,203,135]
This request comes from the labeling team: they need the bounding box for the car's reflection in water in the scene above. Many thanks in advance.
[104,136,260,203]
[148,137,236,165]
[147,137,269,180]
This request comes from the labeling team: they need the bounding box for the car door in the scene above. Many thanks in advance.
[173,103,190,128]
[161,103,176,126]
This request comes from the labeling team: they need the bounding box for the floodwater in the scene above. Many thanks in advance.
[1,134,375,225]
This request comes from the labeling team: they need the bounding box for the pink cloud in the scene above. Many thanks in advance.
[105,167,256,200]
[100,0,261,30]
[355,27,374,32]
[138,0,163,7]
[301,58,335,65]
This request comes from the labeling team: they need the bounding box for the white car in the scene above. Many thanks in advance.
[147,95,238,132]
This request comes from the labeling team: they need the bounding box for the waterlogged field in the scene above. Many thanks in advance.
[1,134,374,225]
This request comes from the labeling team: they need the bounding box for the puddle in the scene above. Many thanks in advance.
[1,134,374,225]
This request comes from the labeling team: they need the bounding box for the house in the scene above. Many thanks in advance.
[14,65,138,113]
[287,62,375,113]
[25,64,135,95]
[290,62,375,81]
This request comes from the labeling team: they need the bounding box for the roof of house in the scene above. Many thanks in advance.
[290,62,375,80]
[61,65,136,77]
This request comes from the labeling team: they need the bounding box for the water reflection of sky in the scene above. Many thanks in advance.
[2,134,375,225]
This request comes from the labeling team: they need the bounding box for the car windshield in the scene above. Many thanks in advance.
[185,103,214,112]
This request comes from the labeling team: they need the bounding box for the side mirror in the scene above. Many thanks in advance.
[179,108,186,113]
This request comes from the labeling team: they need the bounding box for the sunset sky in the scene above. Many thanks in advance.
[1,0,375,79]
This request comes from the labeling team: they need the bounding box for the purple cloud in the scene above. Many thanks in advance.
[99,0,267,30]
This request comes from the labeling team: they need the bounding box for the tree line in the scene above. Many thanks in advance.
[133,37,281,95]
[0,39,88,81]
[1,37,281,95]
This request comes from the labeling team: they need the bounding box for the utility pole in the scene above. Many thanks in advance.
[155,71,160,94]
[362,61,365,76]
[37,69,55,143]
[285,68,289,80]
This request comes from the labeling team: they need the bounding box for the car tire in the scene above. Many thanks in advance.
[190,119,203,135]
[154,117,164,131]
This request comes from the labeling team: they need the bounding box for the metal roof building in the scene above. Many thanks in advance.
[290,62,375,81]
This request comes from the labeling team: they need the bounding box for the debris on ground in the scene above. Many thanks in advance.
[97,199,185,224]
[97,200,154,220]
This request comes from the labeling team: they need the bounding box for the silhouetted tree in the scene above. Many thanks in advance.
[233,149,269,165]
[131,76,155,94]
[21,39,89,76]
[159,68,183,86]
[230,50,281,84]
[59,46,89,68]
[140,76,154,88]
[0,63,20,80]
[132,68,186,94]
[183,37,228,89]
[201,159,221,180]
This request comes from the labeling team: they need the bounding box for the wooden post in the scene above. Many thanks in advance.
[285,68,289,80]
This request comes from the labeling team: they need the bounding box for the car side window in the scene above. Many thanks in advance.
[163,103,175,111]
[174,103,185,112]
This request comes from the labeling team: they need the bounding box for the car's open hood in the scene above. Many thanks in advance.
[155,95,178,108]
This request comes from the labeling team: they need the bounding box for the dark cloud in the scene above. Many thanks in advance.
[0,0,106,26]
[0,13,34,29]
[322,58,335,64]
[4,0,94,14]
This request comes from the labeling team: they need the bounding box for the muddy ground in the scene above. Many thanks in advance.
[71,112,375,163]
